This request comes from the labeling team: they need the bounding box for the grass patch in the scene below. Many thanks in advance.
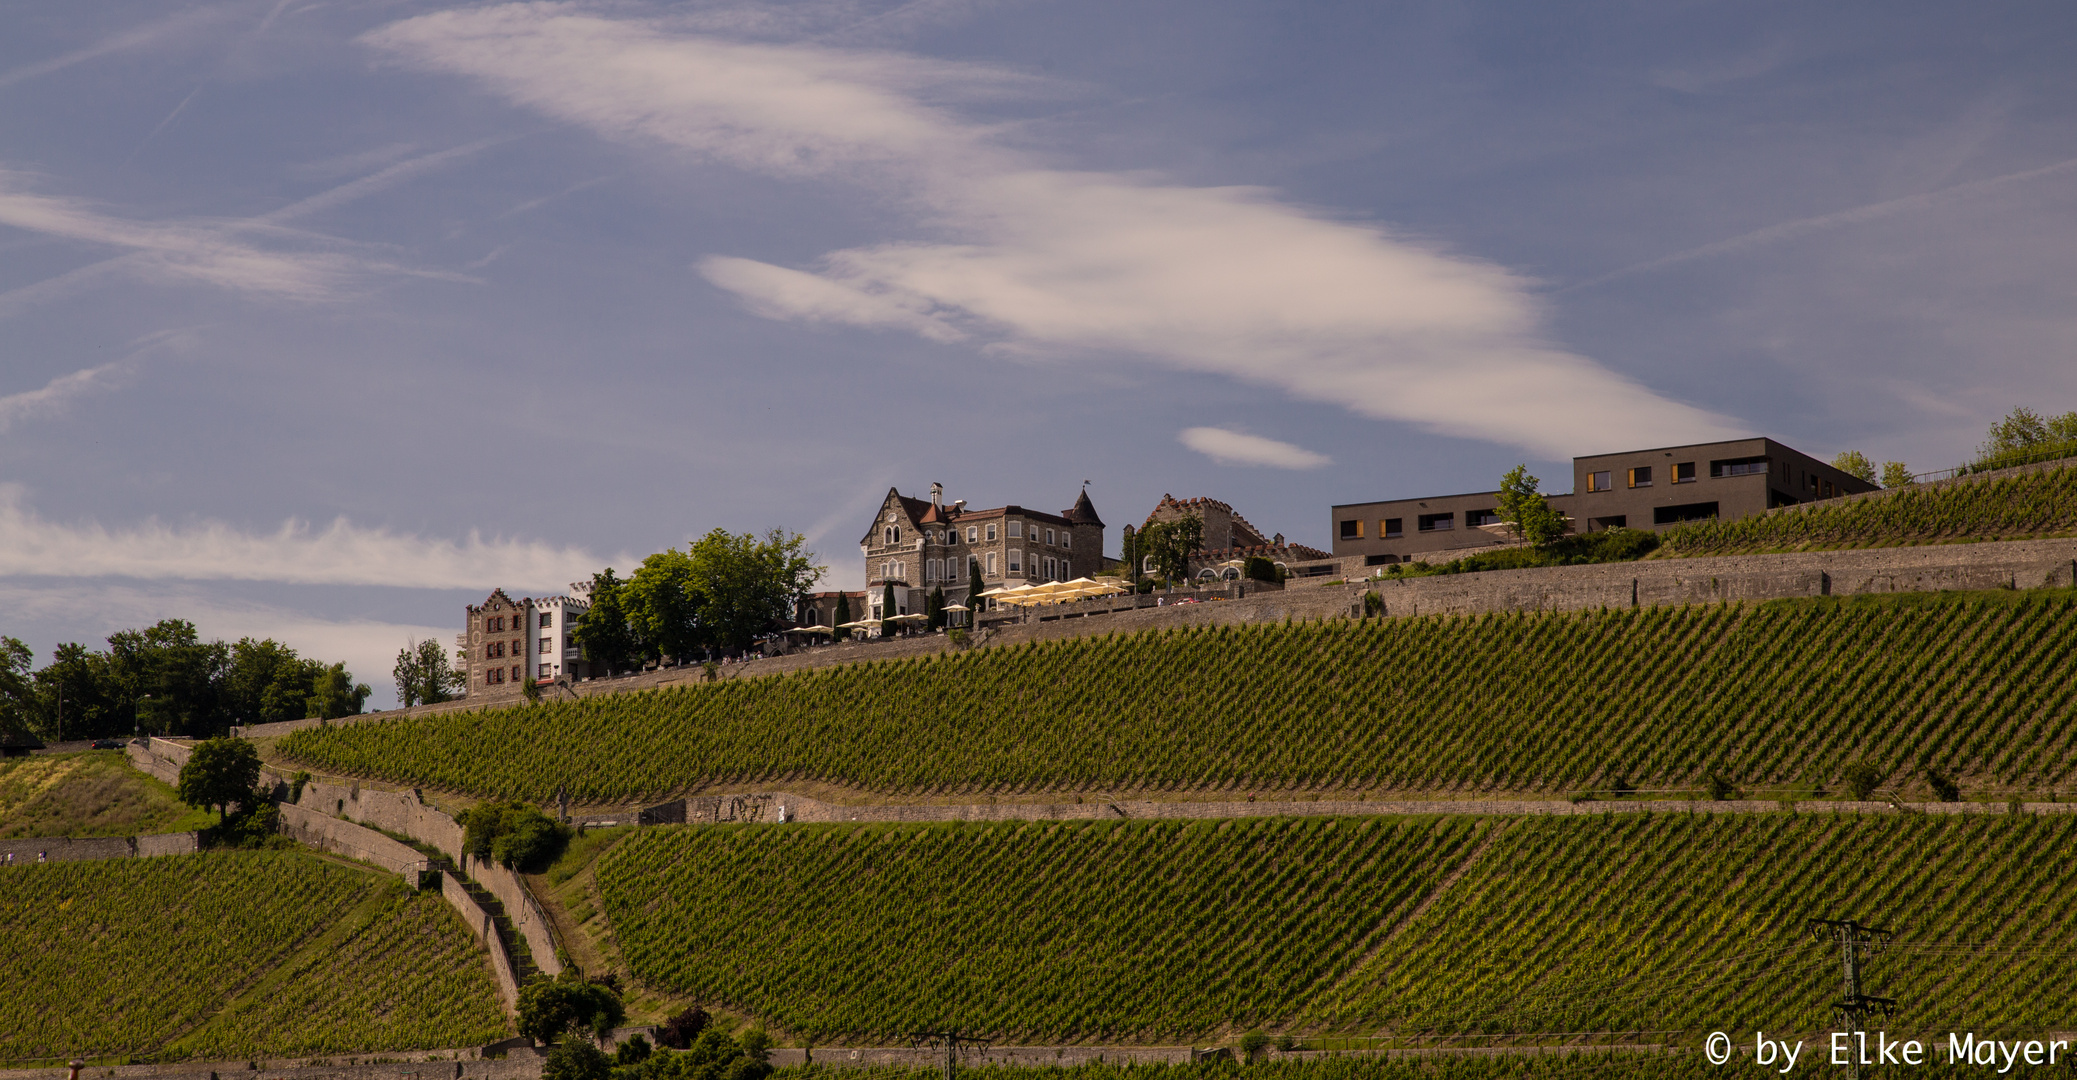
[0,753,215,839]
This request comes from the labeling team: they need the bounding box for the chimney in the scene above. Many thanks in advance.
[930,482,943,508]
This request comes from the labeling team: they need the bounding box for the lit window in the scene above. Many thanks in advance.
[1629,466,1653,488]
[1587,471,1613,492]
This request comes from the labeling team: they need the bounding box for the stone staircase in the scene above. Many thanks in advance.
[408,841,541,983]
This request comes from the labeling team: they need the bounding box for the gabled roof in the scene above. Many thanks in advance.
[859,488,937,545]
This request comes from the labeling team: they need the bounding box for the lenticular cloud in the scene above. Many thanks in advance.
[365,5,1745,458]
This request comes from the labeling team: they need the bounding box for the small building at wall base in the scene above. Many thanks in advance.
[462,587,594,695]
[1329,436,1879,567]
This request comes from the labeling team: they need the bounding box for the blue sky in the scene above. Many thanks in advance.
[4,0,2075,705]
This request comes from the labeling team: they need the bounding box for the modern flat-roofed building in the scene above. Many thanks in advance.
[1330,437,1877,567]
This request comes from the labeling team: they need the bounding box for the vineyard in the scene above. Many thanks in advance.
[773,1054,2032,1080]
[1657,461,2077,557]
[0,851,505,1063]
[282,588,2077,799]
[597,816,1485,1040]
[594,813,2077,1043]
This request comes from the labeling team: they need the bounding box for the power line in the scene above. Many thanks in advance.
[1809,917,1896,1080]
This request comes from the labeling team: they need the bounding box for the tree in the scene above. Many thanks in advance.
[968,558,985,608]
[1978,406,2077,466]
[32,643,125,741]
[1138,515,1203,585]
[107,620,231,737]
[1880,461,1913,489]
[622,550,706,663]
[393,638,464,708]
[543,1041,611,1080]
[833,593,852,641]
[518,974,625,1046]
[458,800,570,871]
[927,586,946,630]
[1496,465,1567,549]
[1243,556,1278,583]
[223,638,321,725]
[572,569,639,675]
[0,637,36,744]
[177,736,262,821]
[1831,451,1876,485]
[881,583,897,636]
[305,662,370,719]
[685,528,822,653]
[1119,524,1140,581]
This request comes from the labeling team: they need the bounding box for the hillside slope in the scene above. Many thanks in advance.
[281,588,2077,801]
[1658,460,2077,557]
[0,850,507,1063]
[0,752,214,838]
[592,812,2076,1043]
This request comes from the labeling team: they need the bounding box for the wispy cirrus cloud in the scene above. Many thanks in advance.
[0,363,130,434]
[1179,427,1332,470]
[0,486,616,592]
[362,5,1744,458]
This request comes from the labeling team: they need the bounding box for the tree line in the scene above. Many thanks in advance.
[0,620,370,743]
[573,528,822,672]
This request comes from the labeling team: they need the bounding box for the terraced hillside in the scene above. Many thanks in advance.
[778,1056,2012,1080]
[595,812,2077,1043]
[0,752,214,838]
[0,850,507,1063]
[1658,461,2077,557]
[282,588,2077,800]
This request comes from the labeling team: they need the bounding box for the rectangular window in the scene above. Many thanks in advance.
[1060,557,1070,577]
[1045,528,1056,545]
[1653,501,1720,525]
[1824,480,1834,497]
[510,665,521,681]
[986,524,998,541]
[1628,466,1653,488]
[1009,549,1022,572]
[1062,532,1071,549]
[1590,515,1627,531]
[540,613,553,628]
[967,525,978,542]
[1009,521,1022,538]
[1339,519,1362,539]
[539,663,551,678]
[1673,462,1696,483]
[1383,518,1403,538]
[1044,556,1056,579]
[540,637,551,653]
[986,552,998,575]
[1587,470,1613,492]
[1465,508,1500,527]
[1418,512,1455,532]
[1711,457,1769,478]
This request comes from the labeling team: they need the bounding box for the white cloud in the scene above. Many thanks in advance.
[1179,427,1331,469]
[0,486,612,592]
[0,363,129,433]
[363,5,1745,458]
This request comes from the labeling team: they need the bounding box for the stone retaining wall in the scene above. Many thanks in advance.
[0,1052,542,1080]
[276,803,433,884]
[0,832,198,865]
[443,870,522,1009]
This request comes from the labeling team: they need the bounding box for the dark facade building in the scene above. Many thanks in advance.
[1330,437,1878,566]
[860,483,1106,623]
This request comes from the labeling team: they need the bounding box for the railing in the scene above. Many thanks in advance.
[1911,442,2077,485]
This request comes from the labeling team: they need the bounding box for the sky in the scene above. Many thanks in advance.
[4,0,2075,707]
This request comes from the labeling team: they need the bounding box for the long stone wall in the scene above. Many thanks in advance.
[443,870,522,1009]
[0,832,198,865]
[125,737,189,786]
[460,854,561,976]
[276,802,433,884]
[0,1052,543,1080]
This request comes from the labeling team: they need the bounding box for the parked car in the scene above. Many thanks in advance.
[90,739,125,750]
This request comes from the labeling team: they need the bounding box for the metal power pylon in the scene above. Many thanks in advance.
[1809,917,1897,1079]
[910,1030,990,1080]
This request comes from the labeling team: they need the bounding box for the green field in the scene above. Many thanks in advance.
[594,812,2077,1043]
[0,752,215,838]
[1658,462,2077,557]
[0,851,507,1063]
[281,589,2077,800]
[774,1055,2046,1080]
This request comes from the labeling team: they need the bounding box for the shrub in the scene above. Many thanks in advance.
[1842,762,1886,801]
[654,1007,709,1050]
[1239,1030,1270,1060]
[615,1034,653,1066]
[1926,768,1961,803]
[518,974,624,1046]
[459,801,570,872]
[1244,557,1278,583]
[1706,773,1738,802]
[207,801,285,850]
[543,1040,610,1080]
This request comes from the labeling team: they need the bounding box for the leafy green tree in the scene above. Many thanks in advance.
[0,637,36,744]
[518,974,625,1045]
[305,662,370,719]
[459,800,569,871]
[393,638,465,708]
[32,643,124,740]
[543,1040,610,1080]
[1879,461,1913,489]
[177,737,263,821]
[623,550,706,663]
[1120,524,1140,581]
[1831,450,1877,484]
[686,528,822,652]
[1138,515,1204,585]
[573,569,639,675]
[1496,465,1567,549]
[223,638,320,725]
[927,586,946,630]
[1243,556,1278,583]
[832,593,852,641]
[1976,406,2077,468]
[107,620,230,737]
